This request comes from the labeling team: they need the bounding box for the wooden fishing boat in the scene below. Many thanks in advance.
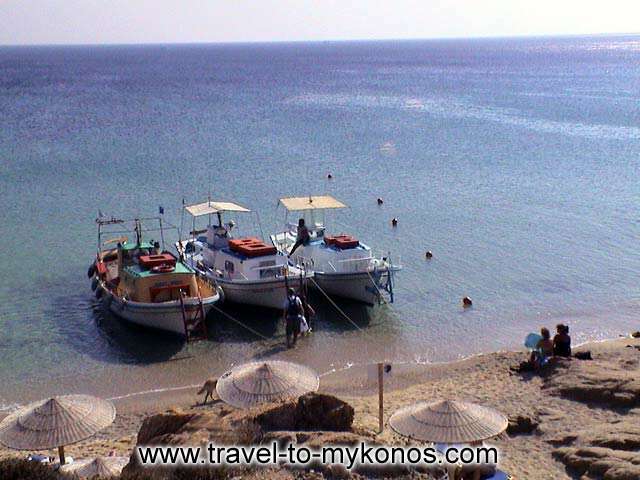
[89,217,220,339]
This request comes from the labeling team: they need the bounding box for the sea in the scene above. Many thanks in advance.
[1,35,639,409]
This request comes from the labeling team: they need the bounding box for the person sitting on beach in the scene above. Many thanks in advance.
[553,324,571,357]
[529,327,553,368]
[288,218,310,257]
[284,288,304,348]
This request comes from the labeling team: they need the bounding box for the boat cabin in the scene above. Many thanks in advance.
[184,200,286,282]
[116,243,201,303]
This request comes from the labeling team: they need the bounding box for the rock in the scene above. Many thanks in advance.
[631,331,640,338]
[135,409,195,444]
[507,414,539,435]
[544,356,640,408]
[552,416,640,480]
[261,431,297,448]
[294,393,354,431]
[124,395,361,478]
[553,446,640,480]
[255,403,297,431]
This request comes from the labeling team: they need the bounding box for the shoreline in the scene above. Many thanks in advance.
[1,334,639,479]
[1,330,635,415]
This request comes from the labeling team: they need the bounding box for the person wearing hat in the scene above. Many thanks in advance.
[283,287,304,348]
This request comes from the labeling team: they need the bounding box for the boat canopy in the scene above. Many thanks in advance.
[279,195,347,211]
[185,201,251,217]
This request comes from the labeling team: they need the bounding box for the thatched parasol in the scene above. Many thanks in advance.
[0,394,116,464]
[59,456,128,478]
[216,360,319,408]
[389,399,508,444]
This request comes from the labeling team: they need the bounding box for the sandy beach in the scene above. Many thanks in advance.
[2,334,639,479]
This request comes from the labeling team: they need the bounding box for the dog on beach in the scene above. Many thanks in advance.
[197,378,218,405]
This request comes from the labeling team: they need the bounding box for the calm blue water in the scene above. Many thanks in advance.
[1,36,640,407]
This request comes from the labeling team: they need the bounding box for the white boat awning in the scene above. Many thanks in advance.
[185,201,251,217]
[279,195,347,211]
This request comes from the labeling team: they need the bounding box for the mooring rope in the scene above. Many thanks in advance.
[208,303,272,341]
[366,270,389,305]
[309,277,364,333]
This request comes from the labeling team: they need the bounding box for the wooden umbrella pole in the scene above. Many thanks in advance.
[58,445,65,465]
[378,362,384,433]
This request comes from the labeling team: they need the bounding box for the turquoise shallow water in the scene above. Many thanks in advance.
[1,35,640,407]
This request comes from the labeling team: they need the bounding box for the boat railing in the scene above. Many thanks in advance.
[327,256,373,273]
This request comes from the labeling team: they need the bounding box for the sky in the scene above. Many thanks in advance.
[1,0,639,46]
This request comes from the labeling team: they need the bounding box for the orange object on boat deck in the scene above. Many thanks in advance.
[325,234,359,249]
[139,253,176,269]
[229,237,277,257]
[96,261,108,275]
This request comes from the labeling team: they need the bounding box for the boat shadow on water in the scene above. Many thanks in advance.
[54,293,185,365]
[205,303,280,342]
[55,288,379,366]
[305,291,374,333]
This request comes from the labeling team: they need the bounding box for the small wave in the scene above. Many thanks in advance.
[287,92,640,140]
[0,401,22,413]
[107,384,202,401]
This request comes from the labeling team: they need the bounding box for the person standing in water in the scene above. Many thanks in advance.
[288,218,310,257]
[284,288,304,348]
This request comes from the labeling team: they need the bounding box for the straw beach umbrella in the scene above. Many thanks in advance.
[59,456,128,478]
[389,399,508,444]
[216,360,319,408]
[0,394,116,465]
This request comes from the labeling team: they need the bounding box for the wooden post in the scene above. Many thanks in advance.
[378,362,384,433]
[58,445,65,465]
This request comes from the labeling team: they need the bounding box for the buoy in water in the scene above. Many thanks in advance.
[377,198,384,205]
[391,218,398,227]
[425,250,433,259]
[327,173,333,179]
[463,296,473,307]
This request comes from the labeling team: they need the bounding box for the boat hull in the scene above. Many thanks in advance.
[99,284,219,336]
[313,269,390,305]
[210,275,311,310]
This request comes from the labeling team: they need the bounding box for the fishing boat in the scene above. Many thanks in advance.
[88,217,221,338]
[271,195,400,305]
[177,200,312,310]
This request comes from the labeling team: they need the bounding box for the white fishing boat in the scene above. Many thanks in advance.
[271,195,400,305]
[88,217,221,339]
[177,200,312,310]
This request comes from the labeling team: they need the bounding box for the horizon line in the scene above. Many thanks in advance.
[1,31,639,48]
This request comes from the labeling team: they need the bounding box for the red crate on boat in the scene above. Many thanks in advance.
[139,254,176,269]
[325,234,359,249]
[324,235,337,246]
[229,237,260,251]
[238,243,277,257]
[229,237,277,257]
[335,235,359,249]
